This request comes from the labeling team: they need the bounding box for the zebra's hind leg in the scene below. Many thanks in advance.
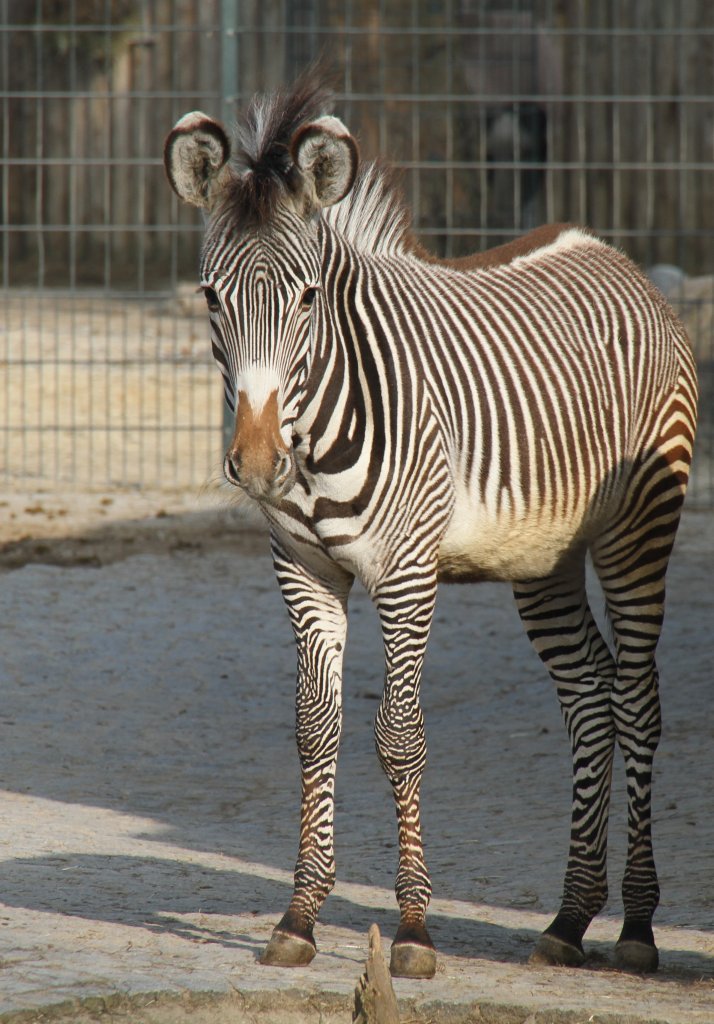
[591,463,687,974]
[374,571,439,980]
[513,556,617,968]
[260,537,353,968]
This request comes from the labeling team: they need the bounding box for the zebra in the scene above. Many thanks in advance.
[163,74,697,979]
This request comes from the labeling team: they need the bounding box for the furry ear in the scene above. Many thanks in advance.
[290,115,358,209]
[164,111,232,208]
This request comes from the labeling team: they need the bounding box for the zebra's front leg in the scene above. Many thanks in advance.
[260,537,353,968]
[374,571,438,980]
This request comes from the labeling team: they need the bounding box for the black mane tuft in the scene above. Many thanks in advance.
[217,67,334,229]
[207,66,415,256]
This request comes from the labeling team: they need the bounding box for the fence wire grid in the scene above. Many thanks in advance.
[1,0,713,505]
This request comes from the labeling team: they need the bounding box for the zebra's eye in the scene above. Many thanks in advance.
[204,287,220,313]
[301,287,317,309]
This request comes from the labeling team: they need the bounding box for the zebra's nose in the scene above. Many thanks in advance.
[226,388,296,500]
[223,444,296,499]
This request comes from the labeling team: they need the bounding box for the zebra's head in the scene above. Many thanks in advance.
[164,78,358,503]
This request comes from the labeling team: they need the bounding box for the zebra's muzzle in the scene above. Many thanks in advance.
[225,387,297,501]
[223,440,297,501]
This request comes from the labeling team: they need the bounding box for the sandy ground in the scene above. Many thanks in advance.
[0,487,711,1023]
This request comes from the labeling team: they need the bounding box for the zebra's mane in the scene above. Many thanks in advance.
[213,71,415,255]
[324,159,415,257]
[218,69,334,228]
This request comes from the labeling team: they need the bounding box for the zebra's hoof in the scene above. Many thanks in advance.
[529,932,585,968]
[389,941,437,979]
[259,928,316,967]
[615,940,659,974]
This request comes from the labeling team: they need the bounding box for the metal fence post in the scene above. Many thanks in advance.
[220,0,239,453]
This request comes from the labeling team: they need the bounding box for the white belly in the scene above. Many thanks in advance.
[438,489,584,582]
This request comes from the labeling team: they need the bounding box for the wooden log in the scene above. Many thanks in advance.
[352,924,401,1024]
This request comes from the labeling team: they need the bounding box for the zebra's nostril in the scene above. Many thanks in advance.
[273,450,297,494]
[223,450,242,485]
[274,450,293,482]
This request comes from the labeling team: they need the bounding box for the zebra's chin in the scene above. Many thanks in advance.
[230,474,297,506]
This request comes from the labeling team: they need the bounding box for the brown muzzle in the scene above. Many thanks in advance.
[224,389,296,499]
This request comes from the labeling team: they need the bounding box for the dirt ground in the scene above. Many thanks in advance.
[0,487,712,1024]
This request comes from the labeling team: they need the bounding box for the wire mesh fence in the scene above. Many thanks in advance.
[2,0,713,504]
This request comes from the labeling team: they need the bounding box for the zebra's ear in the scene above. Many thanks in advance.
[291,115,358,209]
[164,111,232,209]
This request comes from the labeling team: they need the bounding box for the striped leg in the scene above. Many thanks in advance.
[591,454,688,973]
[374,567,438,979]
[513,556,618,967]
[260,536,353,967]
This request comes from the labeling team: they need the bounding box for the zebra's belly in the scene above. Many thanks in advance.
[438,497,584,583]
